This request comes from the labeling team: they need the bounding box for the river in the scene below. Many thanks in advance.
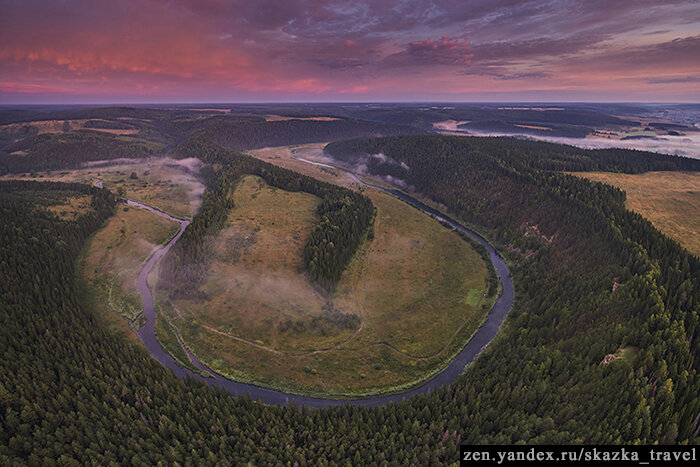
[125,155,515,408]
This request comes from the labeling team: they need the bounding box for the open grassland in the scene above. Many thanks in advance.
[22,189,95,221]
[577,171,700,257]
[45,194,93,221]
[0,157,204,219]
[170,170,492,396]
[79,205,179,342]
[181,175,332,350]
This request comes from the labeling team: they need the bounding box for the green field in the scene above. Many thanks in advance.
[578,171,700,257]
[168,173,494,396]
[79,205,179,342]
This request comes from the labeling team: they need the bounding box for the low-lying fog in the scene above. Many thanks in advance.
[446,130,700,159]
[81,157,206,214]
[296,146,416,192]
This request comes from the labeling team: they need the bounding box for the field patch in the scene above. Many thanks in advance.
[464,288,485,306]
[577,171,700,257]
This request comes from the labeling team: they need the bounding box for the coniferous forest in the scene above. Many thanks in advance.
[1,130,699,464]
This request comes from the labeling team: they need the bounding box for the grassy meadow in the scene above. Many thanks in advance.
[169,171,493,397]
[79,205,179,341]
[578,171,699,257]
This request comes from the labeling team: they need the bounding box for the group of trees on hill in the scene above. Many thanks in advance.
[0,131,162,174]
[343,104,640,135]
[326,134,700,176]
[1,132,699,463]
[457,120,591,138]
[160,137,374,295]
[189,116,419,152]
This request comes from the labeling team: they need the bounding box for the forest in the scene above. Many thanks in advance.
[186,116,419,153]
[1,131,699,464]
[326,135,699,443]
[0,131,163,174]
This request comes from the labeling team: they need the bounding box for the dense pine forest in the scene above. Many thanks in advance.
[326,135,700,175]
[0,131,163,173]
[186,116,419,153]
[1,131,699,463]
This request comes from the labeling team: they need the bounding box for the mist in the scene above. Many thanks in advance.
[80,156,206,214]
[462,131,700,159]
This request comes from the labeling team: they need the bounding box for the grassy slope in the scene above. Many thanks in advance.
[170,168,491,396]
[79,206,179,339]
[577,171,700,256]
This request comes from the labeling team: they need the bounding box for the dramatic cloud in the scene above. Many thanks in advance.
[0,0,698,102]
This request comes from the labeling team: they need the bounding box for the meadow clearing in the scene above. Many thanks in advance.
[166,149,494,396]
[578,171,699,257]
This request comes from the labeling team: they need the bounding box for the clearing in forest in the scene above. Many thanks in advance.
[578,171,700,257]
[164,170,495,397]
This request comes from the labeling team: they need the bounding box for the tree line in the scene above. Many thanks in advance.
[0,131,163,174]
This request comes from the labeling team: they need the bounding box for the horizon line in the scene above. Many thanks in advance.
[2,100,699,107]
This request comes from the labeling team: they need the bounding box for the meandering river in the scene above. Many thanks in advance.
[125,155,515,408]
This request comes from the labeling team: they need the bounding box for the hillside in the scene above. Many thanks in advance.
[0,107,421,175]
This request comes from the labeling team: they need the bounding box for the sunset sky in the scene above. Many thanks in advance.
[1,0,699,103]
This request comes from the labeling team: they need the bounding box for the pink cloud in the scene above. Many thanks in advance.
[0,1,698,102]
[0,81,71,94]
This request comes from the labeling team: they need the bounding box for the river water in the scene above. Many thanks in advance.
[128,156,515,407]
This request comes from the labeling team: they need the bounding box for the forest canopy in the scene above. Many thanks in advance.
[1,131,698,464]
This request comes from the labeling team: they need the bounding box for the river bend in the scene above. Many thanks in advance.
[126,157,515,408]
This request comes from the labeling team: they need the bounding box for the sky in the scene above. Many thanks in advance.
[1,0,699,104]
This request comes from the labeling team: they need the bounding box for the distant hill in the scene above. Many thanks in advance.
[0,107,422,173]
